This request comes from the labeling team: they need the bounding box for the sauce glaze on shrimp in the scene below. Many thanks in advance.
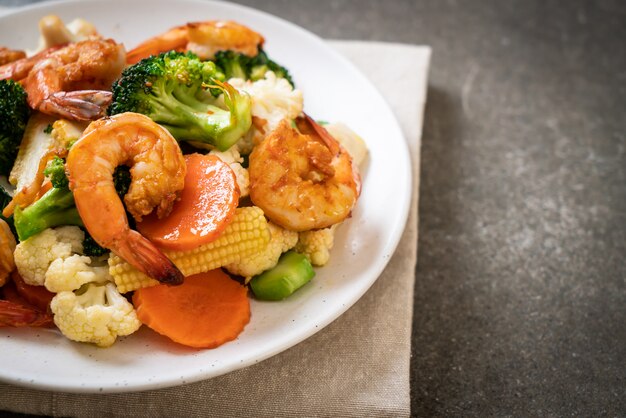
[248,115,361,232]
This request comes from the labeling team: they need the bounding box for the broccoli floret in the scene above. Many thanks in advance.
[0,80,30,176]
[43,156,69,189]
[213,50,251,80]
[15,157,82,241]
[81,231,108,257]
[113,165,131,199]
[109,51,252,152]
[214,49,294,87]
[0,186,17,239]
[13,185,82,242]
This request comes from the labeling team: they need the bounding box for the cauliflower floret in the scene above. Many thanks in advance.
[45,254,112,293]
[230,71,303,149]
[50,281,141,348]
[295,225,338,267]
[13,226,84,286]
[209,147,250,197]
[225,222,298,281]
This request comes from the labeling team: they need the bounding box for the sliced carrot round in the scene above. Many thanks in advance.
[133,269,250,349]
[137,153,240,251]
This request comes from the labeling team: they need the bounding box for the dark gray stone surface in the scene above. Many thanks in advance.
[1,0,624,416]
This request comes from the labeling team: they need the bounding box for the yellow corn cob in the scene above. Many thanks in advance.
[109,206,271,293]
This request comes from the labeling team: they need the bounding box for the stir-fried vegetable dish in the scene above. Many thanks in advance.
[0,16,367,348]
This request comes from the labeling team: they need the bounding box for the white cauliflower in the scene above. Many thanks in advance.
[225,222,298,281]
[45,254,112,293]
[209,147,250,197]
[51,280,141,348]
[13,226,84,286]
[230,71,303,150]
[295,225,338,267]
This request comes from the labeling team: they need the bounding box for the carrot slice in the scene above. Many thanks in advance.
[133,269,250,348]
[137,153,240,251]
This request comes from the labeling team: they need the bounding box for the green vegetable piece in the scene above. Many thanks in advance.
[14,187,83,241]
[109,51,251,151]
[0,80,30,176]
[81,230,108,257]
[213,48,294,87]
[250,251,315,300]
[43,156,69,189]
[0,186,17,239]
[113,165,131,198]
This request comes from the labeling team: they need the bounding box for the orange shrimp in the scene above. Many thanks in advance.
[19,39,126,121]
[0,47,26,66]
[66,113,186,285]
[0,219,16,288]
[127,20,264,64]
[0,44,65,82]
[248,115,361,231]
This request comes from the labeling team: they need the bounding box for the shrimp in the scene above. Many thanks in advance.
[0,300,53,327]
[0,47,26,66]
[127,20,264,64]
[66,112,186,285]
[20,39,126,121]
[0,219,16,288]
[0,44,65,82]
[0,274,53,327]
[0,223,49,327]
[248,115,361,232]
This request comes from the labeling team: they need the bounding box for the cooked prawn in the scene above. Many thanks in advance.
[127,20,264,64]
[248,115,361,231]
[66,112,186,285]
[20,39,126,121]
[0,44,65,82]
[0,300,53,327]
[0,47,26,66]
[0,276,53,327]
[0,219,16,288]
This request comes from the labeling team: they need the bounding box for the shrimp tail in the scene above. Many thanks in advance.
[40,90,112,121]
[0,300,53,328]
[114,230,184,286]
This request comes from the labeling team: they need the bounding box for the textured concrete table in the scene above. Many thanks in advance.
[1,0,625,416]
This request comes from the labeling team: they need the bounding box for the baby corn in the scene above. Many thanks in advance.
[109,206,270,293]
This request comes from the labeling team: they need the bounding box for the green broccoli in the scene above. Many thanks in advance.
[43,156,69,189]
[14,157,82,241]
[214,49,294,86]
[0,80,30,176]
[81,231,108,257]
[112,165,131,199]
[0,185,17,239]
[13,157,132,242]
[109,51,252,152]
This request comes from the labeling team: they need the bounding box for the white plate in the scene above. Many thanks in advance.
[0,0,411,393]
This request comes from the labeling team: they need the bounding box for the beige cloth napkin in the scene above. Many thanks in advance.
[0,41,430,417]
